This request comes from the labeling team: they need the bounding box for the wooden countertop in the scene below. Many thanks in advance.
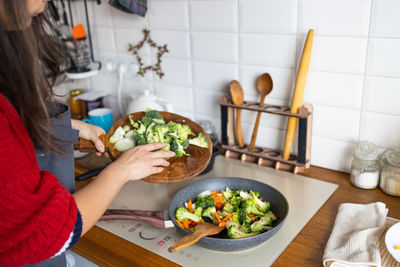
[72,156,400,267]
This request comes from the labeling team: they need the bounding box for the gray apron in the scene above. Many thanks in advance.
[27,103,79,267]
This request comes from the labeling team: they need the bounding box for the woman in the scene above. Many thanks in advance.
[0,1,174,266]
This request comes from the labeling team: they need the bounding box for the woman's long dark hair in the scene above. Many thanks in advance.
[0,0,63,151]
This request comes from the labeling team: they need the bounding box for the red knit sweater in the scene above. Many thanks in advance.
[0,94,79,266]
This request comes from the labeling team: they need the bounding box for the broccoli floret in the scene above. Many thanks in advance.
[228,196,241,211]
[145,109,163,120]
[154,123,169,143]
[135,121,147,134]
[140,116,153,127]
[227,225,258,239]
[180,139,189,149]
[178,124,193,140]
[242,199,264,216]
[250,191,270,213]
[170,138,189,157]
[189,133,209,148]
[238,209,252,224]
[250,190,260,198]
[175,207,202,223]
[202,206,217,224]
[222,203,235,216]
[258,211,277,226]
[250,221,267,233]
[195,195,215,210]
[194,207,203,217]
[133,133,148,145]
[221,187,233,199]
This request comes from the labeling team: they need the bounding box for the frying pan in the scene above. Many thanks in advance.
[100,177,289,251]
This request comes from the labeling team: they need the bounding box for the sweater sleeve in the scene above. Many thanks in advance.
[0,112,80,266]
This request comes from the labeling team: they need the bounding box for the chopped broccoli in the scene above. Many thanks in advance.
[180,139,189,149]
[258,211,277,226]
[222,203,235,216]
[250,191,270,213]
[175,207,202,223]
[221,187,233,199]
[242,199,264,216]
[154,124,169,143]
[170,138,189,157]
[140,116,153,127]
[189,133,209,148]
[194,207,203,217]
[136,121,147,134]
[133,133,148,145]
[195,195,215,210]
[228,196,241,211]
[202,206,217,224]
[145,109,163,120]
[227,225,258,239]
[250,220,267,233]
[238,209,252,224]
[178,124,193,140]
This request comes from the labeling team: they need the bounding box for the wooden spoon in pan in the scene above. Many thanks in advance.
[248,73,273,152]
[168,223,223,252]
[230,80,245,147]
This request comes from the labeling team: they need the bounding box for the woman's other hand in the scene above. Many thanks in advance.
[107,143,175,182]
[71,119,106,155]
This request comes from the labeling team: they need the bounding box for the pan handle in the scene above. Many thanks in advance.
[100,209,167,229]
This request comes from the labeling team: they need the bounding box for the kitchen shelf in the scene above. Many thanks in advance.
[220,95,313,174]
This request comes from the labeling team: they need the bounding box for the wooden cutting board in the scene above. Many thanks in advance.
[78,112,213,184]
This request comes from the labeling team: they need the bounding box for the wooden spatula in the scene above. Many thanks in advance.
[168,223,224,252]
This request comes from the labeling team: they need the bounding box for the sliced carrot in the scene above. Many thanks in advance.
[221,214,232,223]
[182,220,191,230]
[218,222,226,228]
[175,219,184,229]
[214,212,221,224]
[211,195,225,203]
[259,197,263,201]
[188,199,194,213]
[248,214,255,218]
[212,190,218,195]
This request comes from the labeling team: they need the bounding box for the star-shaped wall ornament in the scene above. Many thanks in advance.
[128,29,169,79]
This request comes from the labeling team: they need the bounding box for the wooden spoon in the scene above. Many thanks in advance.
[230,80,245,147]
[168,223,223,252]
[248,73,273,152]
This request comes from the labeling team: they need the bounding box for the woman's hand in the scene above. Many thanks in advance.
[71,119,106,155]
[107,143,175,182]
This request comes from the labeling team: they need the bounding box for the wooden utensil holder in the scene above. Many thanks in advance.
[220,95,313,174]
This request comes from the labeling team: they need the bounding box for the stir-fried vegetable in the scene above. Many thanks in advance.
[174,187,278,238]
[109,109,209,157]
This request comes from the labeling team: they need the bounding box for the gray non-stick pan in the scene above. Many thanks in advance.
[100,177,289,251]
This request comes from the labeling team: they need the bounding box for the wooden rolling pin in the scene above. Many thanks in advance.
[282,29,314,160]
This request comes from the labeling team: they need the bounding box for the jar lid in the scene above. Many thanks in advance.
[70,89,85,96]
[354,141,379,160]
[387,149,400,166]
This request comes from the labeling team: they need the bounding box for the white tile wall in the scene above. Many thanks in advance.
[62,0,400,172]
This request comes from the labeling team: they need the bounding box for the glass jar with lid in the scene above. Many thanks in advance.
[380,149,400,196]
[350,141,381,189]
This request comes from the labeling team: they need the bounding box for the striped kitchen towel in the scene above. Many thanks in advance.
[323,202,388,267]
[108,0,147,17]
